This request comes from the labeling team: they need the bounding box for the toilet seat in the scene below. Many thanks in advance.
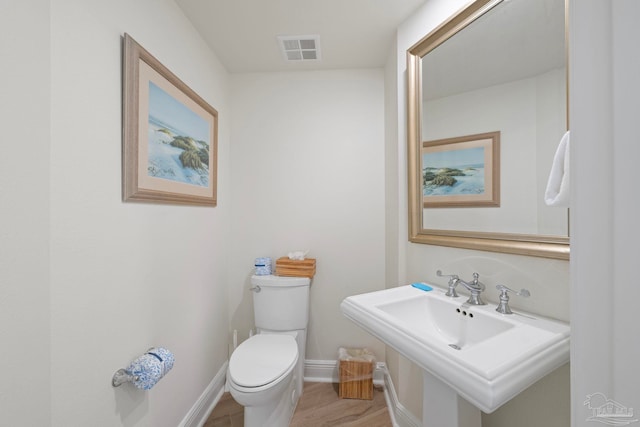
[229,334,298,388]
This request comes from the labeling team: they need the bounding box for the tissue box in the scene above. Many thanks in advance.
[338,348,375,400]
[275,257,316,278]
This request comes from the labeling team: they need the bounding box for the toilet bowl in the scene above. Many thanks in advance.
[228,333,299,427]
[228,274,311,427]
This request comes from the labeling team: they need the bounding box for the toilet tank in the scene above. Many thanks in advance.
[251,275,310,331]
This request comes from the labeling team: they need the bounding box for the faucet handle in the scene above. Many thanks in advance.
[436,270,458,281]
[437,270,460,297]
[496,284,530,298]
[495,285,530,314]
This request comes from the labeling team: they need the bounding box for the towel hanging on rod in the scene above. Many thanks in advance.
[544,130,570,207]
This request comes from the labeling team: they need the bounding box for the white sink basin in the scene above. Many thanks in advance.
[341,285,570,413]
[377,294,514,350]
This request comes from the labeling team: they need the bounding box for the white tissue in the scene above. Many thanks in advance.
[544,130,570,207]
[287,250,308,260]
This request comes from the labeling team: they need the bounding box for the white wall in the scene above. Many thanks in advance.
[570,1,640,425]
[385,43,401,293]
[0,0,51,425]
[390,1,570,425]
[47,0,231,425]
[228,70,387,363]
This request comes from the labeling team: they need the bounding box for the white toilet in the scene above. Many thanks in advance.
[228,274,311,427]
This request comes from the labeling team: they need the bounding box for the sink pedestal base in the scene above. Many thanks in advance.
[422,371,481,427]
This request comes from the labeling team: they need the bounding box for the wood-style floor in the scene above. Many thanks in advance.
[204,382,392,427]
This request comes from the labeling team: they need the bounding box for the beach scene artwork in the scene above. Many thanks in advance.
[147,82,211,187]
[423,146,486,197]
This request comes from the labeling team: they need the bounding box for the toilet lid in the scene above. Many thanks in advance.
[229,334,298,388]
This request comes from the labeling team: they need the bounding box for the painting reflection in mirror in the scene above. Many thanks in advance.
[423,131,499,208]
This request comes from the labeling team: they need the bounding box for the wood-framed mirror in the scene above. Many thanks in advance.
[407,0,569,260]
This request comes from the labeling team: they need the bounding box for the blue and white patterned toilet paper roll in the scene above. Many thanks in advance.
[254,257,272,275]
[126,347,175,390]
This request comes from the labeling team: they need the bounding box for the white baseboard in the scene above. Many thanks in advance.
[382,367,422,427]
[178,361,228,427]
[304,360,420,427]
[304,359,338,383]
[304,359,385,385]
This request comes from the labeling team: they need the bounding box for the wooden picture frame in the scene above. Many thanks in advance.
[422,131,500,208]
[122,33,218,206]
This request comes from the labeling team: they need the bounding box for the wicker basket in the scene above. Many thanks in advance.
[338,348,374,400]
[274,257,316,278]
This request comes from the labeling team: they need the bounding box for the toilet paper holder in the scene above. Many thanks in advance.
[112,369,139,387]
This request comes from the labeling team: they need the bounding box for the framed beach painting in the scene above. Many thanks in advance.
[422,131,500,208]
[122,33,218,206]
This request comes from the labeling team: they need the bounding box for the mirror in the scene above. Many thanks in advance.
[407,0,569,260]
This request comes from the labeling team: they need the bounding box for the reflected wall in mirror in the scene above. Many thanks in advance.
[407,0,569,260]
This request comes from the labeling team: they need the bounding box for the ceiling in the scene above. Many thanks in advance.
[175,0,427,73]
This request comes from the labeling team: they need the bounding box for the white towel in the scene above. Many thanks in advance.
[544,130,570,207]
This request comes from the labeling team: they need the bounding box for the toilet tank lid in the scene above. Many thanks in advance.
[229,334,298,388]
[251,274,310,287]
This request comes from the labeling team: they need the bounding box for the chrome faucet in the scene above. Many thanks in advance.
[436,271,461,297]
[495,285,530,314]
[436,270,487,305]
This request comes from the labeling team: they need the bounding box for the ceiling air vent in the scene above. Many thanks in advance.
[277,35,321,62]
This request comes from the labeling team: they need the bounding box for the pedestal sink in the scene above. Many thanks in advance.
[340,284,570,427]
